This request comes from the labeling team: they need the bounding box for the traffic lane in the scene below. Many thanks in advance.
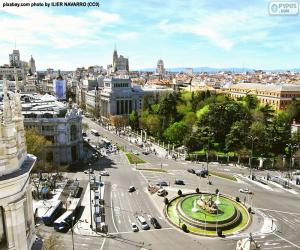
[260,210,300,249]
[105,227,233,250]
[62,234,105,250]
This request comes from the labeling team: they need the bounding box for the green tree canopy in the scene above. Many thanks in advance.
[163,121,188,144]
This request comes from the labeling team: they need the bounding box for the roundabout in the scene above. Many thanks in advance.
[165,193,251,236]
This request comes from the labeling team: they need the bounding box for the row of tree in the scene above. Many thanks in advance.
[129,91,300,167]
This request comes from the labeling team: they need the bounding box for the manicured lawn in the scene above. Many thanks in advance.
[166,194,250,236]
[125,153,146,164]
[180,195,236,222]
[209,171,237,182]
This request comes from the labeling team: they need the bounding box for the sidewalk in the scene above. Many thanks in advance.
[73,180,105,236]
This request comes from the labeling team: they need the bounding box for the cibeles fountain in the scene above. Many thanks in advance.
[192,193,220,214]
[165,192,251,236]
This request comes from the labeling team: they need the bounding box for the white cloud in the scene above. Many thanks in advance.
[0,7,121,50]
[117,32,138,40]
[158,6,279,51]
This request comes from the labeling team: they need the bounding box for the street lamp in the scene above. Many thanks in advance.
[205,131,214,173]
[286,143,298,184]
[64,216,75,250]
[248,136,258,178]
[88,163,93,230]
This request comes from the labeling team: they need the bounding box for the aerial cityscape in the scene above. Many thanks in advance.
[1,1,300,250]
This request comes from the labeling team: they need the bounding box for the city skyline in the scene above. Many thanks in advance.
[1,0,300,70]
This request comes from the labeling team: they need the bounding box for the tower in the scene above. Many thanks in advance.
[28,55,36,74]
[112,47,118,72]
[0,75,36,250]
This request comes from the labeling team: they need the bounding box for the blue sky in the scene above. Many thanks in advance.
[0,0,300,70]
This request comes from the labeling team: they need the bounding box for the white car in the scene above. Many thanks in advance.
[131,222,139,232]
[100,171,109,176]
[133,151,139,155]
[239,188,253,194]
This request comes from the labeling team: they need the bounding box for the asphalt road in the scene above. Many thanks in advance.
[73,117,300,250]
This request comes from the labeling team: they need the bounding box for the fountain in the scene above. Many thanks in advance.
[192,199,199,212]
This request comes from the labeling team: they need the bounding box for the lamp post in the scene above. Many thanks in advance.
[64,216,75,250]
[286,144,298,185]
[88,163,93,230]
[248,136,258,178]
[205,131,214,173]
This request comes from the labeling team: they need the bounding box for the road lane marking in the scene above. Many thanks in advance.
[257,208,300,216]
[110,191,119,233]
[274,233,300,249]
[100,238,106,250]
[109,227,174,235]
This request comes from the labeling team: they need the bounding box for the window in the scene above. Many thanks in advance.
[0,207,7,248]
[70,124,77,141]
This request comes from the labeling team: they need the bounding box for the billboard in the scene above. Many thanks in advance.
[53,79,66,100]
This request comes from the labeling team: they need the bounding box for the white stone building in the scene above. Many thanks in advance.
[0,76,37,249]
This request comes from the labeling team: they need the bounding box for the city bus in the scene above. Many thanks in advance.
[91,129,100,136]
[53,210,74,232]
[42,200,63,226]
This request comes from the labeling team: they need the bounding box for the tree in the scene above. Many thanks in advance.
[26,128,53,198]
[225,120,250,155]
[146,114,161,137]
[249,121,269,156]
[25,128,52,171]
[42,233,65,250]
[244,94,259,110]
[286,97,300,122]
[82,122,89,133]
[129,110,139,131]
[163,122,188,145]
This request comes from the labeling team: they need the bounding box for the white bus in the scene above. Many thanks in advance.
[53,210,73,231]
[91,129,99,136]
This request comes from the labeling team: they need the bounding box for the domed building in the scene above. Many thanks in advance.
[0,74,36,249]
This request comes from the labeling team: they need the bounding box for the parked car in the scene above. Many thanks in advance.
[150,217,161,229]
[131,222,139,232]
[239,188,253,194]
[133,151,139,155]
[142,151,149,155]
[84,170,89,174]
[174,179,185,185]
[100,171,109,176]
[128,186,136,192]
[187,169,195,174]
[156,181,168,187]
[157,189,168,197]
[137,216,150,230]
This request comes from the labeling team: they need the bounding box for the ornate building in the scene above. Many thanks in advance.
[111,49,129,74]
[0,73,37,249]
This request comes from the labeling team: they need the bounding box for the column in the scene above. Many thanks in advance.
[3,198,27,250]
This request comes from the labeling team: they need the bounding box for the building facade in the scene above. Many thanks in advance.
[156,59,166,76]
[21,96,84,165]
[0,76,36,250]
[228,83,300,110]
[111,49,129,74]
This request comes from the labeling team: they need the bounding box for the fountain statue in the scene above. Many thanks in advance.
[196,195,218,214]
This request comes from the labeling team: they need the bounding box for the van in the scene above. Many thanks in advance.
[137,216,150,230]
[157,189,168,197]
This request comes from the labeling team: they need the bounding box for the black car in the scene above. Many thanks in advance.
[156,181,168,187]
[128,186,136,192]
[142,151,150,155]
[187,169,195,174]
[175,179,185,185]
[150,217,161,229]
